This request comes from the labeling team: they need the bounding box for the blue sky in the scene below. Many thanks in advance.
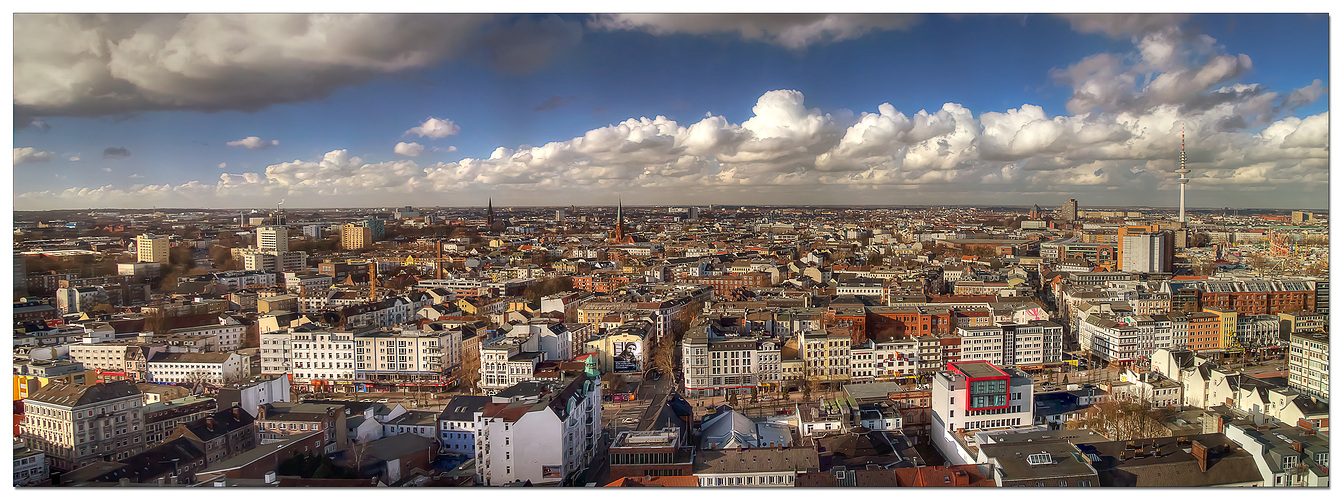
[12,13,1331,209]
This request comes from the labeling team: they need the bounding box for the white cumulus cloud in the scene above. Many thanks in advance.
[394,142,426,156]
[14,147,53,164]
[227,136,279,149]
[406,117,461,139]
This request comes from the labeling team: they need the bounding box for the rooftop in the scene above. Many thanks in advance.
[949,360,1008,379]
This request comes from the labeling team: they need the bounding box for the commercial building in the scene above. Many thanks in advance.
[1061,199,1078,221]
[929,361,1035,464]
[608,429,696,480]
[20,380,146,471]
[136,233,170,264]
[693,447,819,487]
[680,324,783,397]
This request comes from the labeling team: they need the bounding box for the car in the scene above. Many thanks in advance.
[377,398,390,403]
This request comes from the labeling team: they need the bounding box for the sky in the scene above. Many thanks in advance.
[9,13,1332,210]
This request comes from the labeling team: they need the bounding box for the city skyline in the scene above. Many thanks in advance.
[13,13,1331,210]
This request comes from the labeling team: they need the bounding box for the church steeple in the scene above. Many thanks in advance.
[486,198,495,228]
[613,197,625,243]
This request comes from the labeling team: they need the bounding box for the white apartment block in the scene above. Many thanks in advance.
[850,338,920,382]
[506,321,576,362]
[289,328,357,387]
[147,352,245,385]
[201,270,278,289]
[66,342,161,381]
[438,395,490,455]
[479,334,543,395]
[166,322,246,352]
[1078,312,1172,363]
[476,373,602,486]
[259,329,293,376]
[680,326,783,397]
[1288,331,1328,402]
[256,226,288,253]
[355,329,461,381]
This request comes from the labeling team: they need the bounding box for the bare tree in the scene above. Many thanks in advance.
[1069,398,1170,441]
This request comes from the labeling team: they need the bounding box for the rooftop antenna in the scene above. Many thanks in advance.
[1176,123,1190,223]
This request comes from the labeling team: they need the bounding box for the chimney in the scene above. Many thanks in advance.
[232,405,242,420]
[1191,440,1208,473]
[264,471,277,484]
[1292,441,1303,453]
[206,416,215,431]
[953,470,969,486]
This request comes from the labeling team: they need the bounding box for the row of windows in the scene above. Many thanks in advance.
[703,474,794,486]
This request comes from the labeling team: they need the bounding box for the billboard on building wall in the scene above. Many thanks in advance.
[542,465,562,479]
[612,340,642,373]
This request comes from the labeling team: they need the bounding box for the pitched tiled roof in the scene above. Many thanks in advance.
[604,476,699,487]
[27,379,140,407]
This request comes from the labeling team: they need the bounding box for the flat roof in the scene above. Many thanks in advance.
[949,361,1008,379]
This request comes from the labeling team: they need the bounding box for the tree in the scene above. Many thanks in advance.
[143,312,168,335]
[88,303,116,317]
[209,245,241,271]
[1189,233,1211,247]
[868,252,885,266]
[1069,399,1170,441]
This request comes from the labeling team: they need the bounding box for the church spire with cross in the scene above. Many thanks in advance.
[613,197,625,243]
[486,197,495,228]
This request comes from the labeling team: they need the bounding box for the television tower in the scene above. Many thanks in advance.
[1176,123,1190,222]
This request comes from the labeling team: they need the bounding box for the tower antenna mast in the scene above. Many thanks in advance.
[1176,124,1190,222]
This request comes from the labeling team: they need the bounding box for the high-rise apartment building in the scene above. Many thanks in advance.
[1061,199,1078,221]
[342,224,373,250]
[135,233,170,264]
[1121,231,1173,273]
[256,225,288,253]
